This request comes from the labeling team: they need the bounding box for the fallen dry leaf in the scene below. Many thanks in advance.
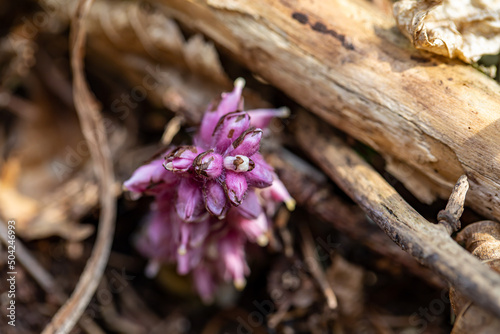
[0,158,39,226]
[393,0,500,62]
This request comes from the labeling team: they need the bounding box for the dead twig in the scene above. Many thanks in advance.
[299,224,338,310]
[294,111,500,318]
[269,149,446,289]
[41,0,117,332]
[438,174,469,234]
[160,115,183,145]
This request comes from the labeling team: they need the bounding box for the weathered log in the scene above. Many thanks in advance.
[157,0,500,221]
[294,110,500,319]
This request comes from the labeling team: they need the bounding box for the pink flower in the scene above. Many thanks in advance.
[218,229,249,289]
[123,157,177,198]
[125,78,293,301]
[164,104,277,218]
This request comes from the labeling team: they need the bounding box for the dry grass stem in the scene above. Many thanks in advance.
[41,0,117,332]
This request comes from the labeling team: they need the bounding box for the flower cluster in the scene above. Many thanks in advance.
[124,79,294,302]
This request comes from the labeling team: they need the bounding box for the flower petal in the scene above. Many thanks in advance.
[223,155,255,173]
[219,230,249,289]
[224,171,248,206]
[203,180,228,218]
[230,128,263,157]
[247,106,290,129]
[134,212,170,260]
[193,150,223,179]
[265,174,296,211]
[234,212,269,246]
[124,158,176,195]
[218,78,245,115]
[164,146,200,173]
[212,112,250,153]
[177,231,204,275]
[189,219,211,248]
[175,178,205,222]
[245,154,274,188]
[235,190,262,219]
[196,78,245,146]
[193,265,217,303]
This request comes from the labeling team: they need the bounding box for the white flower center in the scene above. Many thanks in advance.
[224,155,252,172]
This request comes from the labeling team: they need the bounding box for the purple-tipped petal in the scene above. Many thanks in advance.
[235,212,269,246]
[189,219,211,248]
[195,110,223,149]
[219,230,249,289]
[212,111,249,136]
[235,190,261,219]
[223,155,255,173]
[154,188,177,214]
[264,174,296,211]
[193,150,224,178]
[218,78,245,116]
[124,158,176,195]
[177,243,203,275]
[212,112,251,153]
[134,213,167,260]
[134,207,179,266]
[204,180,228,218]
[164,146,200,173]
[176,178,205,222]
[224,171,248,206]
[247,107,290,129]
[177,223,190,257]
[229,128,263,157]
[197,78,245,146]
[245,154,274,188]
[177,221,210,255]
[193,265,217,303]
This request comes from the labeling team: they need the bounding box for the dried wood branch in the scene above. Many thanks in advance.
[299,224,338,310]
[294,111,500,318]
[41,0,117,332]
[270,149,446,289]
[438,174,469,234]
[157,0,500,223]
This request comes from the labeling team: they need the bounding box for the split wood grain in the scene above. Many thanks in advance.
[295,111,500,319]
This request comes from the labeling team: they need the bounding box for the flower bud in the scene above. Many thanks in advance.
[231,128,263,157]
[203,180,228,218]
[223,155,255,172]
[212,112,250,153]
[193,150,223,178]
[176,178,205,222]
[164,146,200,173]
[224,171,248,206]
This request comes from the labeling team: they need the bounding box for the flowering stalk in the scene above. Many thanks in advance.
[124,78,294,302]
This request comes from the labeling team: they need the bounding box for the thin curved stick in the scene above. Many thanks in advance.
[42,0,116,332]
